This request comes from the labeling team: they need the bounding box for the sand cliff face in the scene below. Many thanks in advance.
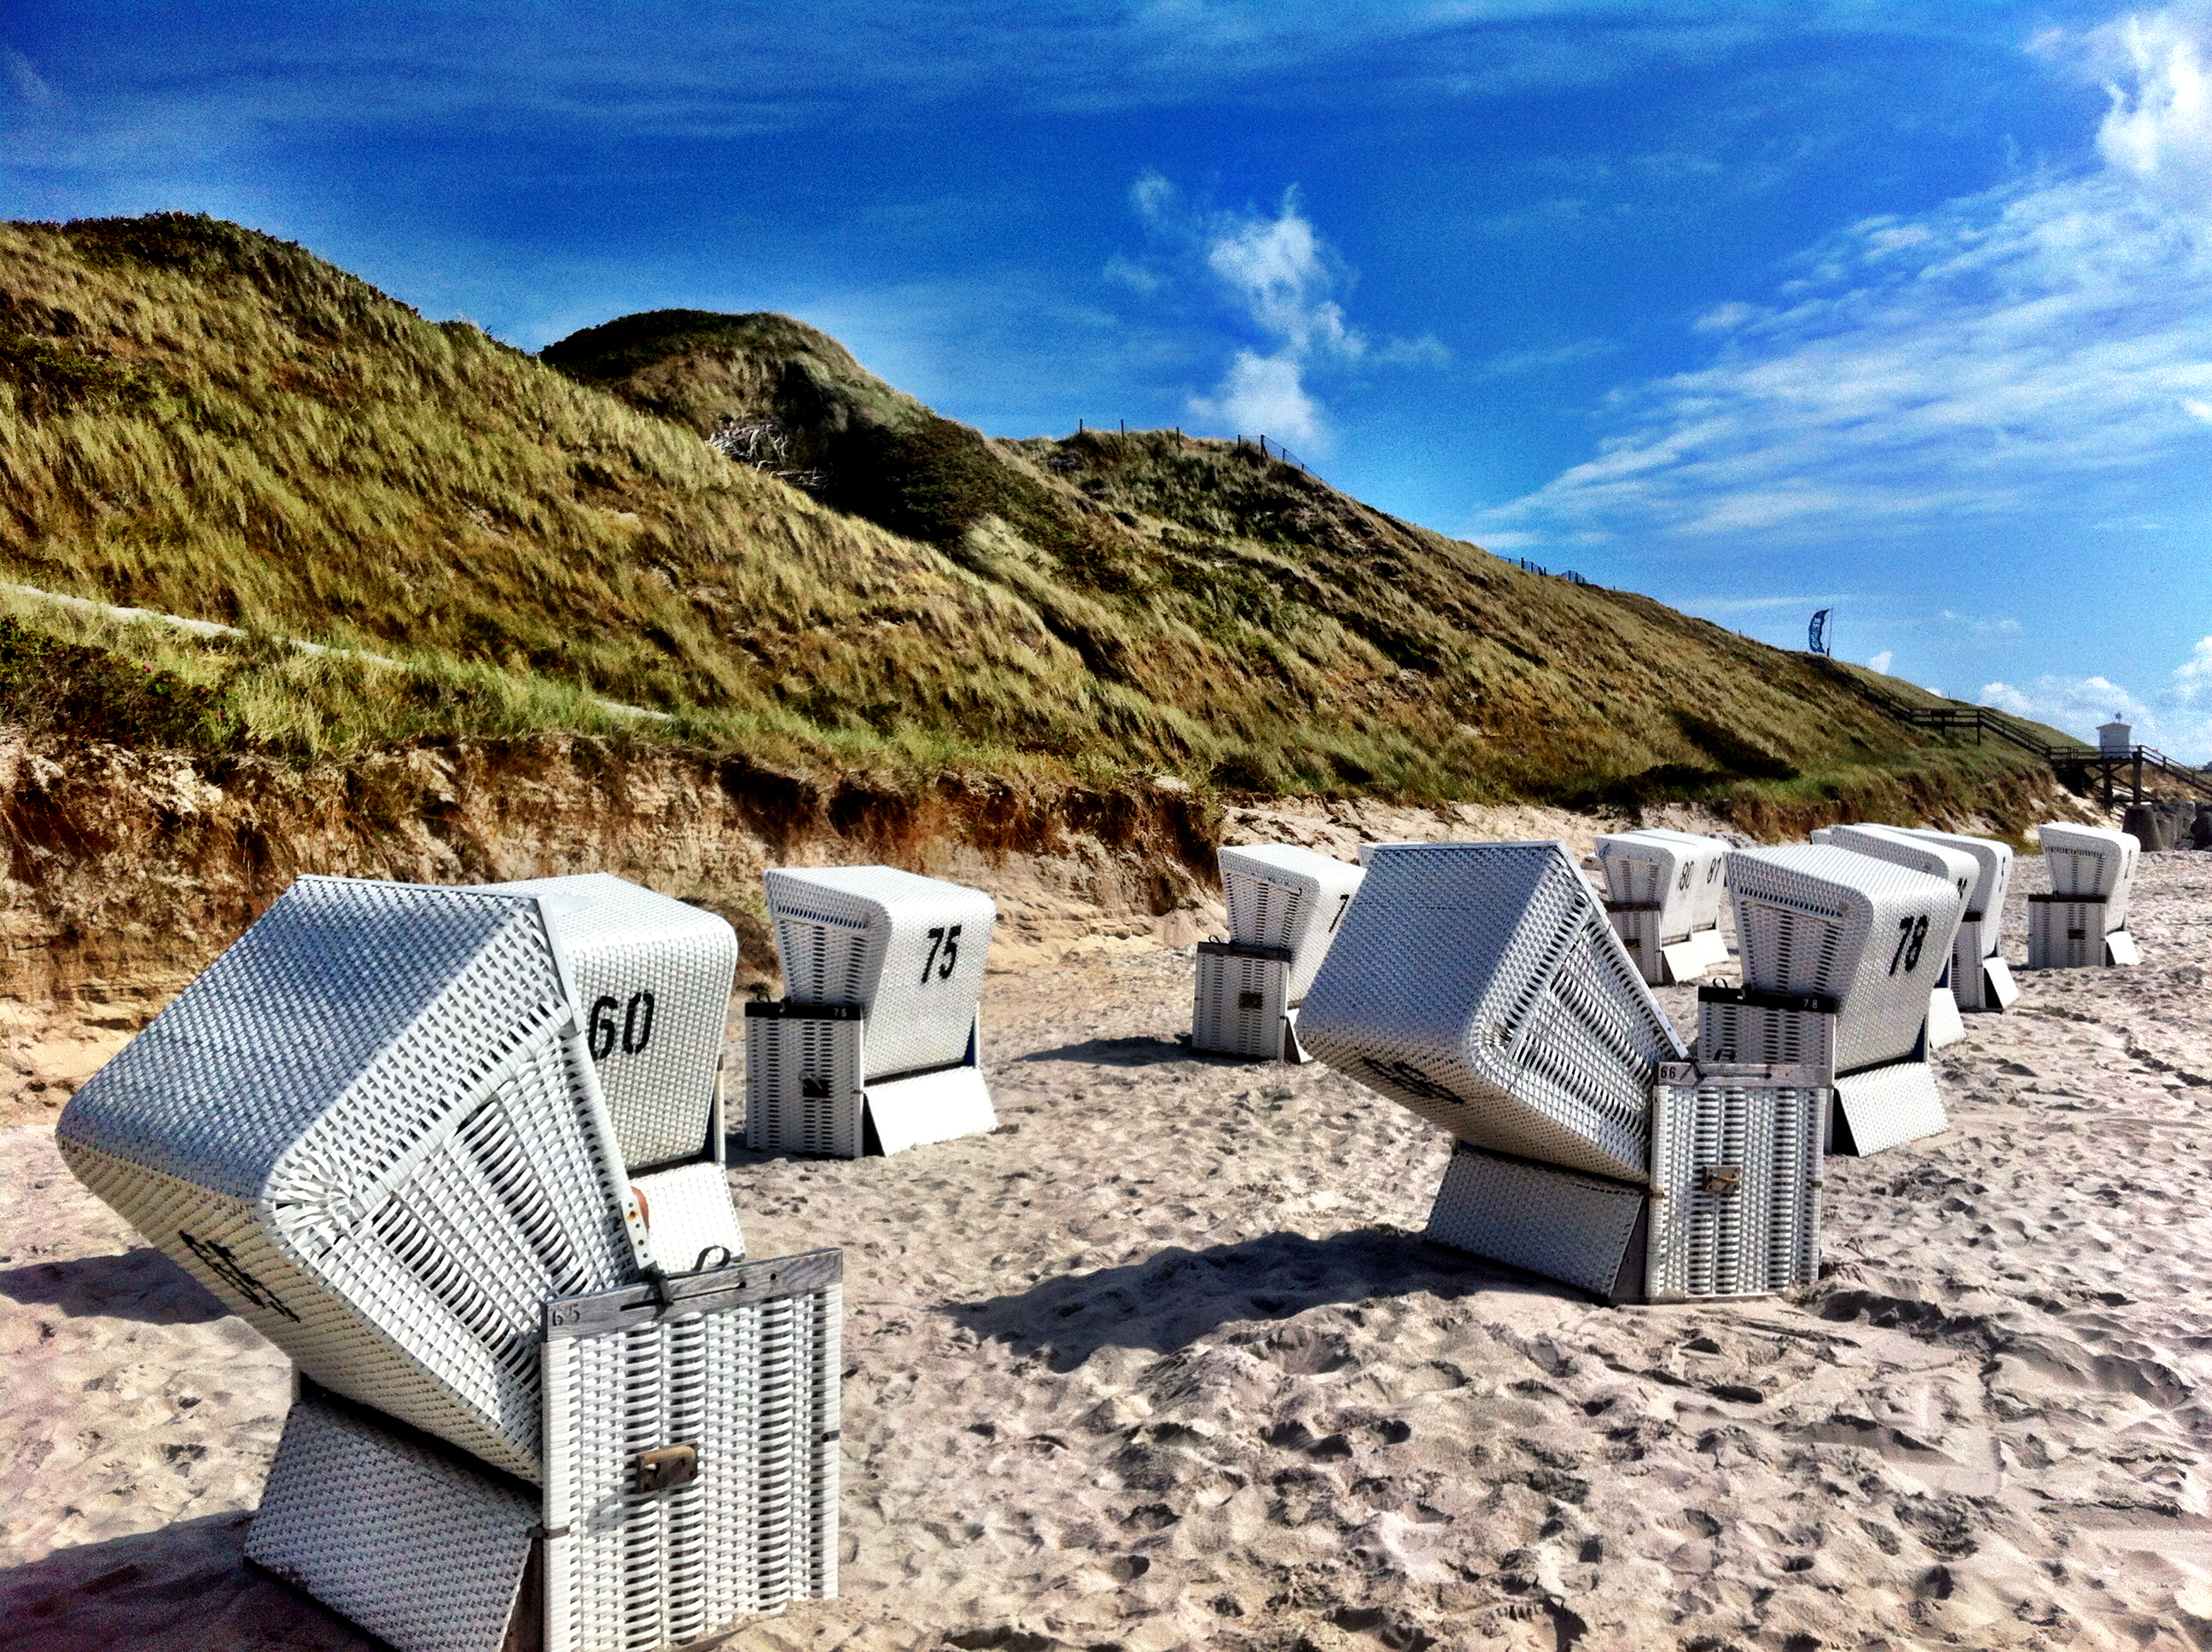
[0,730,2104,1131]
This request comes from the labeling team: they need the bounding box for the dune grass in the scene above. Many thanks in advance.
[0,212,2079,816]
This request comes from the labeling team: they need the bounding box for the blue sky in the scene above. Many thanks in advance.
[5,3,2209,754]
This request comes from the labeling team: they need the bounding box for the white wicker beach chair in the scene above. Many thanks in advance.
[1708,845,1960,1155]
[1193,845,1364,1062]
[473,875,736,1171]
[747,866,996,1156]
[1217,844,1365,1000]
[1422,1061,1825,1303]
[1593,829,1731,984]
[56,875,654,1481]
[1824,826,1975,1049]
[1300,841,1685,1184]
[2029,823,2141,968]
[1903,829,2019,1009]
[1722,845,1961,1073]
[247,1248,842,1652]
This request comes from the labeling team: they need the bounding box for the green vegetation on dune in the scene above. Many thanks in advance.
[0,212,2081,823]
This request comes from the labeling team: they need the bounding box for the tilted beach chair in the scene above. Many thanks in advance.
[1592,829,1732,984]
[1193,843,1364,1062]
[1902,829,2018,1010]
[60,874,839,1649]
[2029,823,2141,968]
[1703,846,1960,1155]
[1299,841,1682,1184]
[1301,843,1823,1302]
[746,865,996,1156]
[57,875,655,1480]
[1823,825,1976,1050]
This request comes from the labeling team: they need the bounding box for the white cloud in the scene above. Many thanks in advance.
[2089,9,2212,196]
[1125,179,1444,449]
[1691,301,1764,333]
[1939,610,2023,635]
[1201,194,1364,361]
[1474,7,2212,550]
[2172,634,2212,704]
[1188,350,1326,446]
[1101,253,1161,294]
[3,47,54,108]
[1868,651,1894,674]
[1981,638,2212,760]
[1982,673,2157,742]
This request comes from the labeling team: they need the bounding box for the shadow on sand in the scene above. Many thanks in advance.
[951,1226,1565,1371]
[0,1511,364,1652]
[0,1248,229,1326]
[1012,1035,1198,1069]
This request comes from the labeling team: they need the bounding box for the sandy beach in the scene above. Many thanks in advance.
[6,844,2212,1650]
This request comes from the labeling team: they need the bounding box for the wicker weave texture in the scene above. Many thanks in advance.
[246,1390,538,1652]
[1217,845,1365,1003]
[1696,1001,1837,1079]
[1646,1064,1824,1301]
[1904,830,2013,948]
[1301,842,1682,1184]
[1724,846,1959,1073]
[2036,823,2139,932]
[765,867,994,1079]
[477,875,736,1171]
[1832,1061,1948,1156]
[1827,825,1977,915]
[544,1287,841,1649]
[743,1013,863,1157]
[57,875,644,1480]
[1595,829,1728,939]
[632,1160,746,1272]
[1192,951,1289,1059]
[2028,901,2125,970]
[1424,1144,1645,1300]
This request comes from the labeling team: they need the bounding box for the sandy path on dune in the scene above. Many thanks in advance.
[4,852,2210,1651]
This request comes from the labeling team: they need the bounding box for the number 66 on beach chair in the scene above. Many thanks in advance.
[745,865,997,1157]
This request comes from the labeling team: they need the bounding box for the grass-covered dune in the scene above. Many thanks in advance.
[0,211,2081,821]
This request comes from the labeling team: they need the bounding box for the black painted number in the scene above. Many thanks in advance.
[589,991,655,1058]
[922,924,963,984]
[1887,915,1930,976]
[1327,893,1352,933]
[1677,863,1693,892]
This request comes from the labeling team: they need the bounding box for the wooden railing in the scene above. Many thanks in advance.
[1830,664,2212,802]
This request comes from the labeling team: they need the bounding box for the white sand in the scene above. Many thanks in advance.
[6,852,2211,1650]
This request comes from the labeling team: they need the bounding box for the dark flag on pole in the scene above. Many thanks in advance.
[1807,608,1832,656]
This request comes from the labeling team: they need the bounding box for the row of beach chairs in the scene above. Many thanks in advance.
[1194,821,2143,1307]
[53,820,2144,1649]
